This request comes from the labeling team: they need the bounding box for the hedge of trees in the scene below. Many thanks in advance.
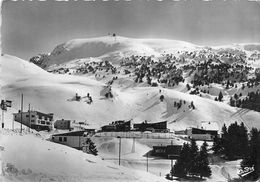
[230,91,260,112]
[213,122,248,160]
[241,128,260,180]
[213,122,260,180]
[171,140,211,179]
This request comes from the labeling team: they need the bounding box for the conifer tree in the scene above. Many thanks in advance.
[171,143,191,178]
[238,122,249,158]
[241,128,260,179]
[212,135,222,154]
[221,124,229,157]
[218,91,223,101]
[84,138,98,156]
[188,139,199,176]
[196,142,212,179]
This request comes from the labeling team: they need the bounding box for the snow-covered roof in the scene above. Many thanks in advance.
[201,121,219,131]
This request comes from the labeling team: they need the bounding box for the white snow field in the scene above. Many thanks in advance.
[0,130,169,182]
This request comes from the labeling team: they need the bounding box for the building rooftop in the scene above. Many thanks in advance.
[201,121,219,131]
[52,130,86,137]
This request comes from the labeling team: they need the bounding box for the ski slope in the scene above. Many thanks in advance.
[41,36,200,68]
[1,54,260,131]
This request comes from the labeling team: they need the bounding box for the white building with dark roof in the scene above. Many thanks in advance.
[51,131,89,150]
[13,110,53,131]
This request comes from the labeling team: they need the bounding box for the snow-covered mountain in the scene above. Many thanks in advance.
[30,36,200,68]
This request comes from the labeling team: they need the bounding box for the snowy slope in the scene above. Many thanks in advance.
[1,54,260,131]
[0,131,169,182]
[41,36,200,67]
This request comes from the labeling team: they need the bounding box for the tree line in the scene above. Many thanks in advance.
[170,140,211,179]
[213,122,260,180]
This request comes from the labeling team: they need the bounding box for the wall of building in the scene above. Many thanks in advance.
[189,134,213,141]
[54,120,71,130]
[13,111,38,127]
[14,111,53,130]
[52,135,84,149]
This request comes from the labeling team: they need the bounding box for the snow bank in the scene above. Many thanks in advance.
[0,130,169,182]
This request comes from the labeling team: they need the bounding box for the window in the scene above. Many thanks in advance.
[63,137,67,142]
[39,116,42,119]
[46,122,50,125]
[31,120,35,123]
[31,115,35,118]
[25,115,29,118]
[41,121,45,125]
[59,137,62,142]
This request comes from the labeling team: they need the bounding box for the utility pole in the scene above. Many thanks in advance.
[146,151,149,172]
[1,106,4,129]
[117,136,121,165]
[131,137,135,153]
[28,103,31,132]
[12,114,14,131]
[20,94,23,134]
[171,140,173,168]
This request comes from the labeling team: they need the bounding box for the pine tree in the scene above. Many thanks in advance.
[84,138,98,156]
[188,139,199,176]
[196,142,212,179]
[171,143,191,178]
[221,124,230,158]
[160,95,164,102]
[238,122,249,158]
[218,91,223,101]
[241,128,260,179]
[212,135,222,154]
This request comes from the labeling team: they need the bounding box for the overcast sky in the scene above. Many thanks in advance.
[2,0,260,60]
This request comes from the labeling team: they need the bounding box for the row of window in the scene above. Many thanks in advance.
[59,137,67,142]
[25,115,52,121]
[25,115,35,118]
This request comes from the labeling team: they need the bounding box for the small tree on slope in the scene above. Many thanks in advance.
[218,91,223,101]
[84,138,98,156]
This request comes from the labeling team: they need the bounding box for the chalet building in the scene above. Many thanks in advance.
[201,121,219,133]
[101,120,131,132]
[133,121,168,132]
[51,130,89,150]
[187,127,218,141]
[54,119,71,130]
[152,145,182,159]
[13,110,53,131]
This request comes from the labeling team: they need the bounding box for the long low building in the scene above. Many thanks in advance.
[152,145,182,159]
[187,127,218,141]
[51,130,95,150]
[13,110,53,131]
[133,121,168,132]
[52,131,85,150]
[101,120,131,132]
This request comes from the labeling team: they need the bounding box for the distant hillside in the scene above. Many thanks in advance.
[2,54,260,131]
[29,36,200,68]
